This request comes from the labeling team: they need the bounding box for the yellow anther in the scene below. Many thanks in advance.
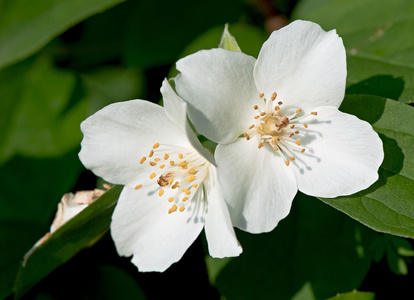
[271,92,277,101]
[295,140,301,146]
[272,136,280,142]
[170,161,175,166]
[311,111,318,115]
[254,115,260,119]
[274,106,280,112]
[244,132,250,140]
[258,142,264,149]
[158,189,164,196]
[303,123,308,128]
[259,125,264,130]
[159,164,165,169]
[172,182,180,189]
[149,150,154,157]
[182,188,191,195]
[278,101,283,106]
[154,158,160,161]
[273,146,280,151]
[164,153,169,160]
[249,124,255,130]
[290,124,295,129]
[187,175,195,182]
[285,160,290,166]
[178,153,184,159]
[270,139,275,145]
[192,183,198,188]
[169,179,174,185]
[289,156,295,161]
[289,133,294,137]
[149,161,157,166]
[153,143,160,149]
[253,105,259,110]
[188,168,197,174]
[182,196,188,202]
[168,197,174,203]
[150,172,156,179]
[168,204,177,214]
[295,130,300,134]
[301,148,306,153]
[260,112,266,116]
[259,93,264,98]
[179,206,185,212]
[296,109,302,114]
[140,157,146,164]
[134,184,142,190]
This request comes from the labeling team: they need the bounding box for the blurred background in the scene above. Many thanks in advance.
[1,0,414,299]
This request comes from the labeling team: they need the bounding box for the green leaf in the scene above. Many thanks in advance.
[327,290,375,300]
[218,24,241,52]
[292,0,414,103]
[13,185,123,299]
[320,95,414,238]
[213,193,375,300]
[0,0,124,70]
[0,54,88,164]
[123,0,245,68]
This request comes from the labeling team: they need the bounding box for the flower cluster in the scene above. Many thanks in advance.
[79,20,383,271]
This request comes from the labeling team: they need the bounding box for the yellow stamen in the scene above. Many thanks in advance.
[153,143,160,149]
[182,196,188,202]
[244,132,250,140]
[159,164,165,169]
[178,153,184,159]
[168,204,177,214]
[179,206,185,212]
[295,140,301,146]
[303,123,308,128]
[278,101,283,105]
[188,168,197,174]
[253,105,259,110]
[187,175,195,182]
[271,92,277,101]
[158,189,164,196]
[150,172,156,179]
[311,112,318,115]
[285,160,290,166]
[289,156,295,161]
[168,197,174,202]
[154,158,160,161]
[182,188,191,195]
[274,106,280,112]
[140,157,146,164]
[164,153,169,160]
[249,124,255,130]
[193,183,198,188]
[169,179,174,185]
[258,142,264,149]
[290,124,295,129]
[260,112,266,116]
[172,182,180,189]
[134,184,142,190]
[149,161,157,166]
[149,150,154,157]
[296,109,302,114]
[170,161,175,166]
[259,93,264,98]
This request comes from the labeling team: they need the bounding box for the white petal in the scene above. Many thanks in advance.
[215,138,297,233]
[110,186,205,272]
[203,166,242,257]
[254,20,346,112]
[290,106,383,197]
[161,78,215,165]
[79,100,190,186]
[175,49,259,143]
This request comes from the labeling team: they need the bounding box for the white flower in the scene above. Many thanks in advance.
[78,79,241,272]
[174,20,384,233]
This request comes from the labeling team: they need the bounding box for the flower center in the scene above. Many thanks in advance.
[135,143,209,214]
[244,92,318,166]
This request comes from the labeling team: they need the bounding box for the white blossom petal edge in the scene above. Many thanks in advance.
[175,20,384,233]
[79,79,242,272]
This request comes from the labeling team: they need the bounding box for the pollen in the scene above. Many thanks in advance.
[168,204,177,214]
[187,175,195,182]
[188,168,197,174]
[134,184,142,190]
